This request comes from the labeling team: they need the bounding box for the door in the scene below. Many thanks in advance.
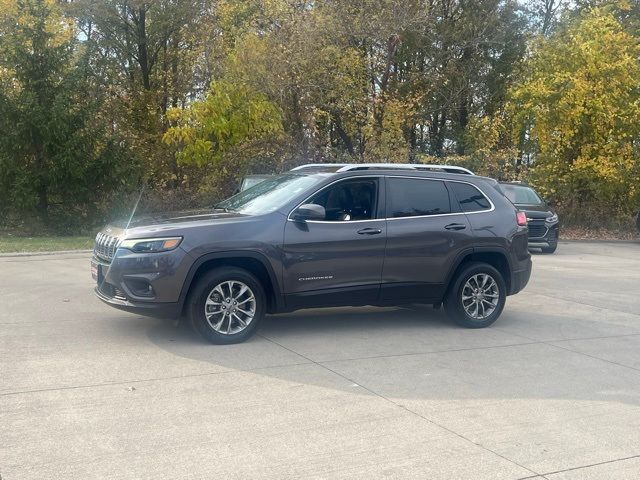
[282,177,386,309]
[381,177,474,302]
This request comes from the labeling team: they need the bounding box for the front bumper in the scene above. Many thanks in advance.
[95,286,181,318]
[92,246,192,319]
[527,222,559,248]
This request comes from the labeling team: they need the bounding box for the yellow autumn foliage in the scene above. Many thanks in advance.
[509,8,640,225]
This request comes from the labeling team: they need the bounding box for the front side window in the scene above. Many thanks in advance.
[305,179,378,221]
[387,178,451,218]
[448,182,492,212]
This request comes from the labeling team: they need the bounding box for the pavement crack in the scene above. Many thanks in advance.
[0,360,315,397]
[517,453,640,479]
[548,342,640,376]
[311,340,542,363]
[493,328,640,378]
[533,292,640,318]
[258,333,544,479]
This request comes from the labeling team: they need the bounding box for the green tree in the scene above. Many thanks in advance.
[509,8,640,225]
[0,0,131,227]
[163,80,283,168]
[214,0,527,161]
[68,0,215,189]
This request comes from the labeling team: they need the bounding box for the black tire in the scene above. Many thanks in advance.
[541,234,558,254]
[188,267,266,344]
[444,262,507,328]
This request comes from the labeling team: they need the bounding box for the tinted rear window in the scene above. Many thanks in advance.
[449,182,491,212]
[387,178,451,218]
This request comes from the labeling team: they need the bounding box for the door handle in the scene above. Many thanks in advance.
[357,227,382,235]
[444,223,467,231]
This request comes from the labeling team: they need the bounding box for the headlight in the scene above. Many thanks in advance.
[119,237,183,253]
[545,214,558,223]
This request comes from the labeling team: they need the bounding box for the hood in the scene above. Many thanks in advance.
[514,203,553,220]
[96,209,251,242]
[109,209,247,230]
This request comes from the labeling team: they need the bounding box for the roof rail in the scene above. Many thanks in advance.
[290,164,350,171]
[290,163,474,175]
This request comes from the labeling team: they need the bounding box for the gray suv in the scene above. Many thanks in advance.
[92,163,532,344]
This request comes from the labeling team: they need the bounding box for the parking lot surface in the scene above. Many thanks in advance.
[1,241,640,479]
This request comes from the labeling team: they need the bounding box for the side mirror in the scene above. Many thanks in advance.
[292,203,326,222]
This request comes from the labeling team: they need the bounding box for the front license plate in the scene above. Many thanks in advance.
[91,261,100,282]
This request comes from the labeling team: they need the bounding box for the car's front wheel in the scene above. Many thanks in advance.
[188,267,265,344]
[444,262,506,328]
[541,234,558,254]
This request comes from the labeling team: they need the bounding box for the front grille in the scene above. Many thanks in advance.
[113,287,127,301]
[527,221,548,239]
[94,232,120,262]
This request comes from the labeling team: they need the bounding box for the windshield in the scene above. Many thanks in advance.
[241,177,269,191]
[501,184,543,205]
[216,174,324,215]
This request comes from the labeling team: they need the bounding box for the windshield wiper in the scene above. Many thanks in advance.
[212,204,233,213]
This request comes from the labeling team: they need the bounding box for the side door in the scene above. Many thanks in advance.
[282,177,386,309]
[381,176,475,302]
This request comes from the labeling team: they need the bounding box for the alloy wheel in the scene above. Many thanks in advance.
[461,273,499,320]
[204,280,256,334]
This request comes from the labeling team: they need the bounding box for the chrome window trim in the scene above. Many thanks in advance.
[302,218,386,224]
[384,176,495,220]
[445,178,496,214]
[286,175,384,223]
[286,174,494,223]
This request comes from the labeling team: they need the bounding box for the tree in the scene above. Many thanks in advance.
[67,0,215,189]
[163,80,283,168]
[0,0,131,227]
[508,8,640,225]
[211,0,527,162]
[526,0,567,34]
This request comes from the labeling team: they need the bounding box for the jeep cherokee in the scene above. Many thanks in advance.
[92,163,532,344]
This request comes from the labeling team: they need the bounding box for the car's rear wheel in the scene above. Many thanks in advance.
[188,267,265,344]
[444,262,506,328]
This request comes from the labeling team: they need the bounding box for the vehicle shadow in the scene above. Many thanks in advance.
[145,304,640,408]
[146,304,461,371]
[148,304,452,355]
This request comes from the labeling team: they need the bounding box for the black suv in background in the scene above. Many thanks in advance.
[500,182,559,253]
[92,163,532,344]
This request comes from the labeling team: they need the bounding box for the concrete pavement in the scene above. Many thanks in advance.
[1,242,640,479]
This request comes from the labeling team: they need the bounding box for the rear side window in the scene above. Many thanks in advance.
[387,178,451,218]
[448,182,491,212]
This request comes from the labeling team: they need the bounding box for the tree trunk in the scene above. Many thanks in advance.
[372,34,402,135]
[171,35,179,109]
[456,99,469,155]
[161,40,168,114]
[429,111,447,156]
[332,113,355,156]
[37,184,48,222]
[34,145,48,221]
[136,7,151,90]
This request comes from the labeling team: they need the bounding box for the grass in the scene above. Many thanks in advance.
[0,235,94,254]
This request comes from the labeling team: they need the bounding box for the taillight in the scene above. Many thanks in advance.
[516,211,527,226]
